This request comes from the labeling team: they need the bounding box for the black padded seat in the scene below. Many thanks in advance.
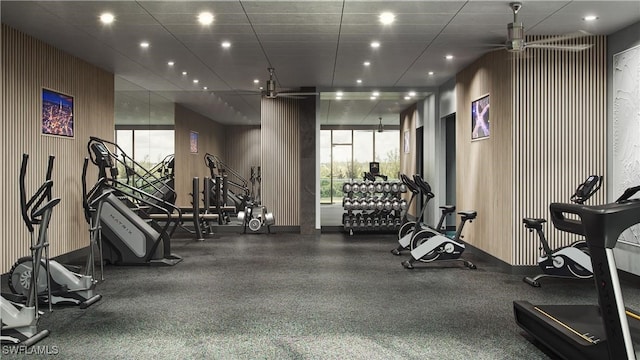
[458,211,477,220]
[440,205,456,213]
[523,218,546,228]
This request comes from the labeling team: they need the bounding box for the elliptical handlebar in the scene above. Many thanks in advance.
[20,154,33,233]
[20,154,56,233]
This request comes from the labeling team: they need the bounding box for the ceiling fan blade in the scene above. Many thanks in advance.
[526,43,592,51]
[526,30,591,45]
[275,92,319,98]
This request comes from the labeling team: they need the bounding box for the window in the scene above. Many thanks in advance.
[115,128,174,171]
[320,129,399,204]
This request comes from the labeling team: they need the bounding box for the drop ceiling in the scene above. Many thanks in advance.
[2,1,639,126]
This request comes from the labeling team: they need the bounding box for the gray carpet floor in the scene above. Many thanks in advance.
[4,232,640,359]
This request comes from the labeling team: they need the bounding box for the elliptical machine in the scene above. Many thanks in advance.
[522,175,602,287]
[1,157,51,346]
[391,174,456,255]
[8,155,102,309]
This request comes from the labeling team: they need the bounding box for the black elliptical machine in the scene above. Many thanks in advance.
[522,175,603,287]
[8,154,102,309]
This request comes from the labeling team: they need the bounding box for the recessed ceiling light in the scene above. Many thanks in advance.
[445,54,454,60]
[336,91,344,97]
[428,71,434,76]
[583,15,598,21]
[182,71,188,76]
[140,41,149,48]
[363,61,371,66]
[221,41,231,48]
[409,91,416,97]
[404,96,411,100]
[203,86,208,90]
[198,12,214,25]
[253,79,260,84]
[99,13,114,24]
[372,91,380,97]
[356,79,362,84]
[193,79,199,84]
[336,96,342,100]
[259,86,264,90]
[167,61,175,66]
[371,41,381,48]
[379,12,395,25]
[370,96,377,100]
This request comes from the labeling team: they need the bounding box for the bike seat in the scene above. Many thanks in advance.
[440,205,456,213]
[523,218,546,228]
[458,211,477,220]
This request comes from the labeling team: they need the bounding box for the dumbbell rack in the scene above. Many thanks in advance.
[342,181,406,236]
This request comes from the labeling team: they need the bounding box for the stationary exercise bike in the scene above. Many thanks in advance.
[391,174,456,255]
[8,154,102,309]
[401,209,477,270]
[522,175,602,287]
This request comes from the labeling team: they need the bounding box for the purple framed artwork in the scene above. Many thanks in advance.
[190,131,198,153]
[42,88,74,138]
[471,94,490,140]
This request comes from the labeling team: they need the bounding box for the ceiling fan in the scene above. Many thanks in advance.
[263,67,318,99]
[492,2,592,52]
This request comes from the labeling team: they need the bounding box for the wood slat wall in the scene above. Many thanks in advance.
[224,125,261,190]
[1,25,114,273]
[512,36,607,265]
[456,49,515,263]
[399,105,417,216]
[261,97,300,226]
[173,104,226,207]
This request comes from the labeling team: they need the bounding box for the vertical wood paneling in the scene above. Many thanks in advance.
[456,50,515,263]
[173,104,226,206]
[225,125,261,188]
[1,25,114,273]
[261,97,300,226]
[512,36,607,265]
[399,105,417,216]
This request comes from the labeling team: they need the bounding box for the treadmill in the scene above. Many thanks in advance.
[514,185,640,360]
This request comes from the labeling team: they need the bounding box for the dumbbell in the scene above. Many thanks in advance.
[383,182,391,193]
[392,200,400,211]
[365,215,373,228]
[375,182,383,193]
[391,183,399,193]
[400,199,408,211]
[384,200,392,211]
[344,199,352,211]
[343,183,352,193]
[367,183,375,193]
[399,184,407,193]
[368,199,376,210]
[373,216,380,228]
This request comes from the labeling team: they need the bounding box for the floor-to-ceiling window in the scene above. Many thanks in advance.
[320,129,400,204]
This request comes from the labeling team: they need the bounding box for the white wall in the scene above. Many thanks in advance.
[608,21,640,275]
